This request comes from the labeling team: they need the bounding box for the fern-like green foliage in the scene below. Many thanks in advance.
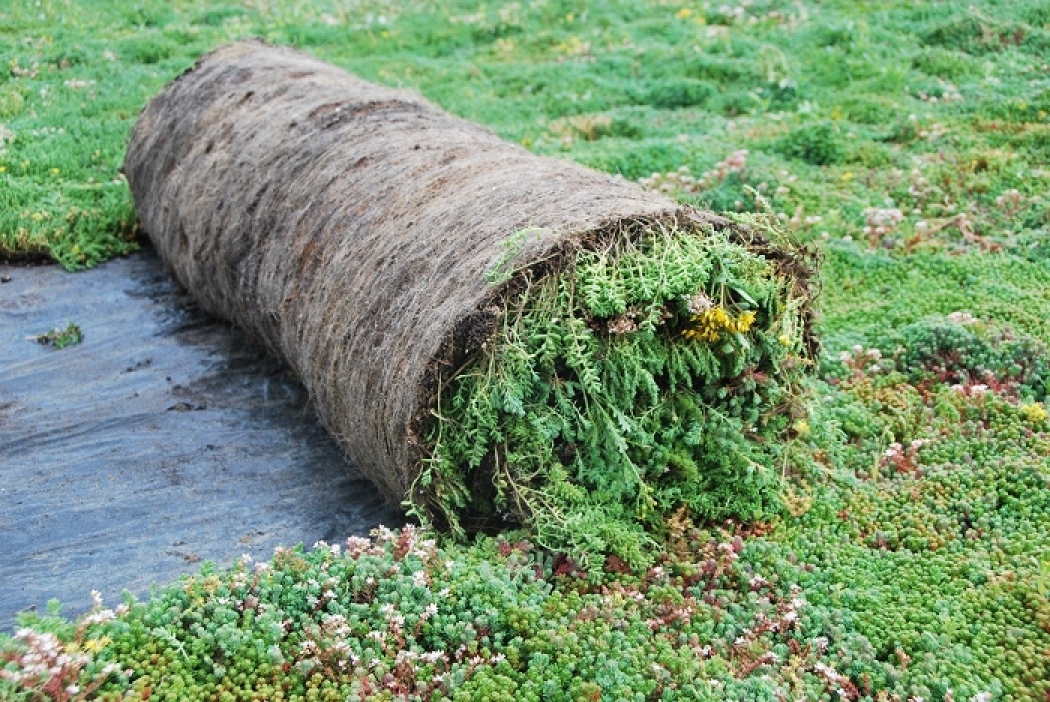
[422,222,810,571]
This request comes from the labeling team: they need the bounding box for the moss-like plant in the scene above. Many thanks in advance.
[30,322,84,349]
[420,221,812,569]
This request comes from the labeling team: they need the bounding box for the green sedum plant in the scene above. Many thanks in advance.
[6,0,1050,698]
[421,222,812,570]
[29,322,84,349]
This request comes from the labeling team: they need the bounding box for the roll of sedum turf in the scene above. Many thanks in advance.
[125,40,818,567]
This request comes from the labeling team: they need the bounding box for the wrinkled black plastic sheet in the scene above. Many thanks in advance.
[0,247,404,631]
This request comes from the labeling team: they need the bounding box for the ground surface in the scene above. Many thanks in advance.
[0,248,402,631]
[2,0,1050,700]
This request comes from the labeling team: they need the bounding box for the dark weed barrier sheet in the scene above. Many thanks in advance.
[0,249,403,631]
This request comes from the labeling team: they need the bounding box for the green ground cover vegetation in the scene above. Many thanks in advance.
[424,222,814,568]
[3,0,1050,699]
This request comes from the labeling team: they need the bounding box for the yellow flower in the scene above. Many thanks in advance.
[778,334,792,346]
[50,167,60,175]
[729,310,756,334]
[83,636,112,653]
[1021,403,1048,424]
[675,7,692,19]
[682,307,755,343]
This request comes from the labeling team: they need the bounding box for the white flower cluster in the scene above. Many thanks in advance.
[712,1,806,27]
[638,150,749,195]
[915,81,963,104]
[863,207,905,241]
[946,311,977,325]
[839,345,884,374]
[994,188,1026,217]
[0,627,122,695]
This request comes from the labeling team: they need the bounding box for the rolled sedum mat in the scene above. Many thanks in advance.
[126,40,818,566]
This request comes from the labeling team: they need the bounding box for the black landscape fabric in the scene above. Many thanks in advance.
[0,250,403,630]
